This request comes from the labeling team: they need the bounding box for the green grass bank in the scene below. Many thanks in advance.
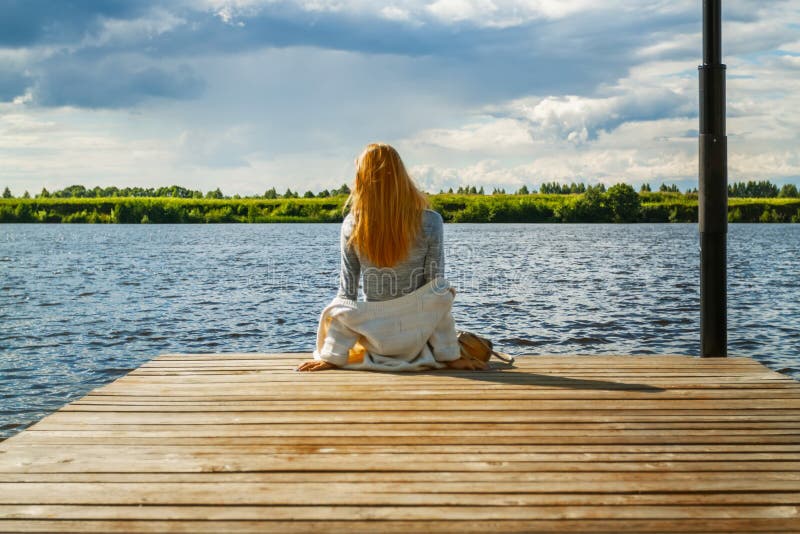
[1,193,799,224]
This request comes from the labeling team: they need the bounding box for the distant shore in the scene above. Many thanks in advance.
[1,193,799,224]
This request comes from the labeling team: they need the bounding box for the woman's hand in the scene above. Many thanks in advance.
[295,360,338,372]
[445,356,488,371]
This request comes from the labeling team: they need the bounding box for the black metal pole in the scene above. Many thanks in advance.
[699,0,727,357]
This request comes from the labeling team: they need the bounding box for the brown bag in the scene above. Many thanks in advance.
[457,331,515,364]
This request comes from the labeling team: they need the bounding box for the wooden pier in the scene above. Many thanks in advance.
[1,353,799,532]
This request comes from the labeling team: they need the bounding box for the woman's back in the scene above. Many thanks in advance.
[338,208,444,302]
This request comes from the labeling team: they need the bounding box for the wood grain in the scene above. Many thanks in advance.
[1,354,798,533]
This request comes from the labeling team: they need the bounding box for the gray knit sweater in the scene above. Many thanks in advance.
[337,209,444,302]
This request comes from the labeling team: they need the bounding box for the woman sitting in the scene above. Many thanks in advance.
[296,143,486,372]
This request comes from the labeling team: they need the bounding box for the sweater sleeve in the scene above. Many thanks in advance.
[423,211,445,283]
[337,216,360,301]
[429,307,461,363]
[314,314,359,367]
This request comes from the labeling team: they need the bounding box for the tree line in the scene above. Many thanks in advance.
[3,180,799,201]
[0,184,352,200]
[442,180,799,198]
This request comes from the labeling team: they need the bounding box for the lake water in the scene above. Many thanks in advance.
[1,223,799,439]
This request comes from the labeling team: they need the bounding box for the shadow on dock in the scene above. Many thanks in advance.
[413,363,666,391]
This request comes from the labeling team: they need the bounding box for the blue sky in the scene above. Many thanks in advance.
[1,0,798,195]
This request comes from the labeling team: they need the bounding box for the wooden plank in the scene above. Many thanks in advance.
[73,387,800,404]
[1,519,798,533]
[7,434,797,448]
[2,483,800,506]
[13,430,800,443]
[2,453,800,474]
[10,436,800,448]
[140,365,773,372]
[85,387,800,394]
[106,376,797,385]
[29,410,800,426]
[5,471,800,484]
[2,445,799,462]
[151,353,764,361]
[59,399,800,411]
[127,365,789,374]
[1,504,798,520]
[18,421,800,431]
[141,357,768,364]
[131,368,783,377]
[142,363,772,371]
[125,378,796,388]
[142,358,780,368]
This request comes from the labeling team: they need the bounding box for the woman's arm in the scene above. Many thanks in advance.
[337,216,361,301]
[423,211,444,283]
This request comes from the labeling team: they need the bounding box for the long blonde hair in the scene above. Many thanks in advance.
[345,143,429,268]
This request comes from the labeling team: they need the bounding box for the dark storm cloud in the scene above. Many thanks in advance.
[0,0,199,107]
[143,4,692,100]
[0,0,152,47]
[12,3,643,107]
[0,1,773,110]
[33,57,204,108]
[0,65,32,100]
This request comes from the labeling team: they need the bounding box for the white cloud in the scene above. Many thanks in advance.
[380,6,411,21]
[636,32,699,61]
[398,31,800,192]
[778,39,800,55]
[0,104,175,192]
[411,117,533,152]
[91,8,187,46]
[726,16,799,57]
[192,0,691,28]
[486,80,691,145]
[405,114,698,192]
[426,0,498,24]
